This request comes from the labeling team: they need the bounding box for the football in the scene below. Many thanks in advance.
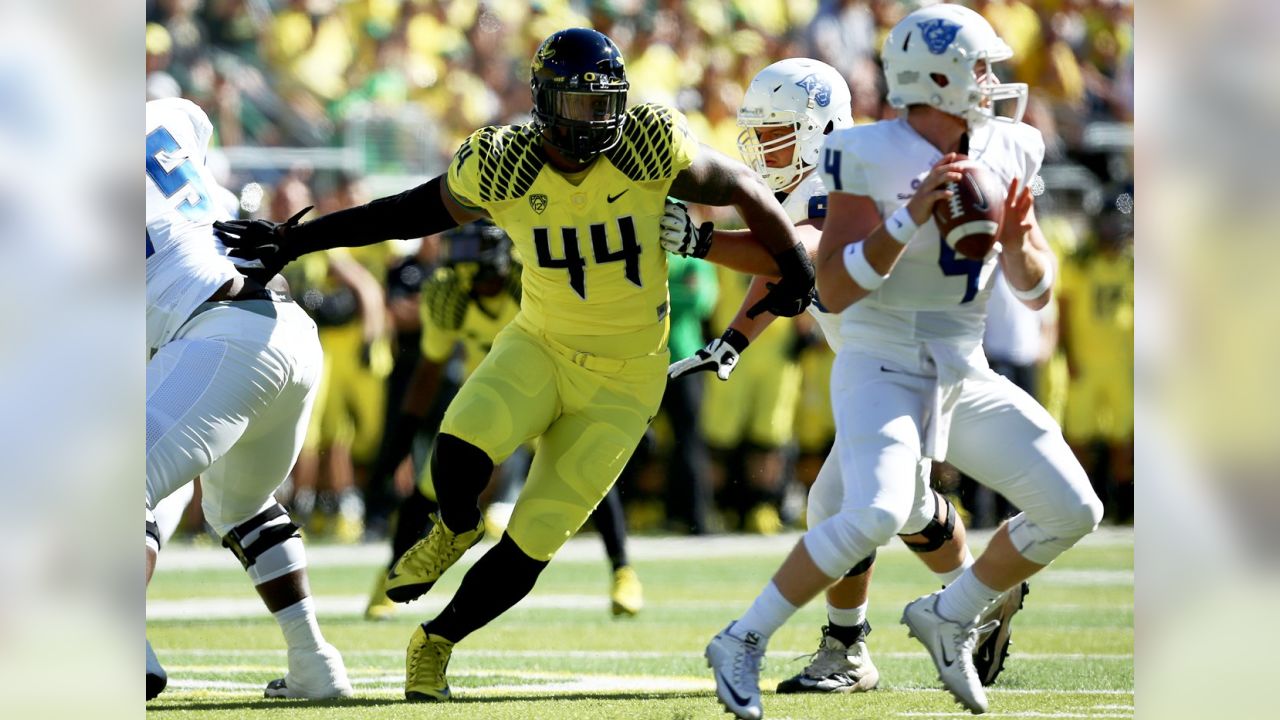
[933,160,1006,260]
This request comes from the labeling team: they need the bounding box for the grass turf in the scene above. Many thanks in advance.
[147,527,1132,719]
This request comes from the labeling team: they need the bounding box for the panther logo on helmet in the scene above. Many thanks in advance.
[794,73,832,108]
[918,18,962,55]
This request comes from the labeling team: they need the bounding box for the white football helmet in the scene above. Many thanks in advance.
[881,4,1027,128]
[737,58,853,192]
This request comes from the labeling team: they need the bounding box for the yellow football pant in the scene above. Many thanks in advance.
[437,316,667,561]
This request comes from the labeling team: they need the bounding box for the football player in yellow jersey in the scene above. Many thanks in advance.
[1058,186,1134,522]
[364,222,644,621]
[215,27,813,703]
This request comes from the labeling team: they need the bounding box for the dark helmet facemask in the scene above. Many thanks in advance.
[530,28,629,163]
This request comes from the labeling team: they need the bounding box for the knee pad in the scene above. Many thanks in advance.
[803,506,901,579]
[221,503,305,585]
[844,548,876,578]
[1006,458,1103,564]
[898,490,956,553]
[1006,494,1103,565]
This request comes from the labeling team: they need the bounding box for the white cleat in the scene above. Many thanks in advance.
[264,642,354,699]
[705,623,766,719]
[901,591,989,714]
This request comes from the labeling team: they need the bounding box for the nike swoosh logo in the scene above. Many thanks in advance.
[715,670,752,707]
[880,365,933,379]
[607,190,629,203]
[940,642,955,668]
[387,566,401,581]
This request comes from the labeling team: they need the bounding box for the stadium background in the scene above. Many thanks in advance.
[143,0,1134,542]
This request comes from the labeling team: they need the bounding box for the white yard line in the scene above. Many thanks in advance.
[168,670,1133,698]
[154,527,1133,572]
[901,707,1131,712]
[148,591,1132,620]
[168,648,1133,661]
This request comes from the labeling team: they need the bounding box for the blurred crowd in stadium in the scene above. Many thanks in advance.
[145,0,1133,542]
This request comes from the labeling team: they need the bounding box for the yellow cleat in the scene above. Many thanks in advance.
[332,513,364,545]
[385,512,485,603]
[404,625,454,702]
[610,565,644,617]
[745,503,783,535]
[364,568,397,621]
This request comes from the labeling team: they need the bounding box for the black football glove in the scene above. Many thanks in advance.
[746,242,816,319]
[213,206,311,276]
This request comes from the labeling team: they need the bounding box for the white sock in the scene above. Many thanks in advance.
[273,597,325,652]
[827,600,868,628]
[936,548,975,587]
[736,581,798,642]
[936,568,1002,624]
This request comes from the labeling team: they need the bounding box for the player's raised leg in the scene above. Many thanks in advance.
[405,336,665,701]
[903,370,1100,713]
[385,325,560,603]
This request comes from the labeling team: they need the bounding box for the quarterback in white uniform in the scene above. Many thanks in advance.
[145,98,351,701]
[663,58,1029,708]
[684,7,1102,718]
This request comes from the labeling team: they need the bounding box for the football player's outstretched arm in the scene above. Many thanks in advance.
[997,178,1054,311]
[669,144,798,255]
[817,154,965,313]
[668,144,813,317]
[214,175,488,274]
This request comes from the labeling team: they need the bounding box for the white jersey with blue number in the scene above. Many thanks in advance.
[146,98,240,353]
[818,117,1044,358]
[781,172,845,352]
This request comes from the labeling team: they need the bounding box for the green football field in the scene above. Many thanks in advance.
[146,526,1133,719]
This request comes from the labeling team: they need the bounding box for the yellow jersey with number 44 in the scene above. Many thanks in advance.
[445,104,698,359]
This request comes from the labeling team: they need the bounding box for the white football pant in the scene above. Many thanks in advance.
[803,348,1102,579]
[146,302,321,537]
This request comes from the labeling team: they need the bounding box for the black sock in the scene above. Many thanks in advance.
[389,486,438,565]
[424,533,548,643]
[826,620,871,647]
[432,433,492,533]
[591,486,629,571]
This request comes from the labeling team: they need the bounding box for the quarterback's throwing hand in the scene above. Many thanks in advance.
[667,329,750,382]
[659,200,714,258]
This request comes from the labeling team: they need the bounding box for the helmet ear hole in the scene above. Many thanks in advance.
[824,120,834,135]
[930,73,950,88]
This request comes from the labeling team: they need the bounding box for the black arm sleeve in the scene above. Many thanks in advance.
[291,175,461,251]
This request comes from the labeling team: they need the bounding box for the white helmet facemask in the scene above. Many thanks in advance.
[882,4,1028,129]
[736,58,853,192]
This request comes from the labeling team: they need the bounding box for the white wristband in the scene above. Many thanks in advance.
[843,242,887,291]
[883,205,918,245]
[1010,264,1054,301]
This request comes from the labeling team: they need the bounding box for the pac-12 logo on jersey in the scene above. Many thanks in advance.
[795,74,832,108]
[918,18,962,55]
[529,194,548,214]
